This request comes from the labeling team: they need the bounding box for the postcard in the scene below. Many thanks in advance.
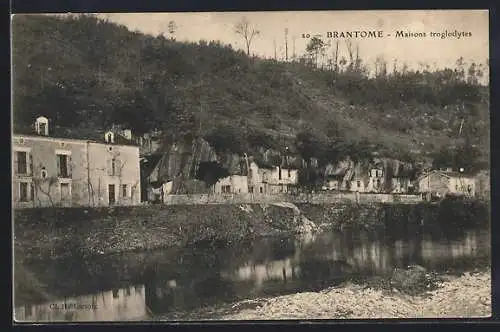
[11,10,490,322]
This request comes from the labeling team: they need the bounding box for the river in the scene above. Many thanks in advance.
[14,225,490,322]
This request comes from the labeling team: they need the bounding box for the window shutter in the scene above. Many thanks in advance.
[29,153,33,176]
[30,182,34,201]
[116,159,121,176]
[56,155,61,177]
[107,159,112,176]
[68,155,73,178]
[13,152,18,175]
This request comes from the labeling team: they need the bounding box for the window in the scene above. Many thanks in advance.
[260,187,263,193]
[455,184,459,191]
[278,167,282,180]
[107,158,121,176]
[249,186,254,193]
[57,154,69,178]
[16,151,28,174]
[41,169,47,179]
[376,179,381,186]
[222,185,231,193]
[357,181,361,187]
[122,184,128,197]
[288,169,291,178]
[105,132,114,143]
[19,182,29,202]
[38,122,47,135]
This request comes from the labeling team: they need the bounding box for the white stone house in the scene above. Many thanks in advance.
[213,175,249,194]
[12,117,141,208]
[417,170,476,197]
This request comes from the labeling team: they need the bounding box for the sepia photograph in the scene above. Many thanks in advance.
[11,9,491,322]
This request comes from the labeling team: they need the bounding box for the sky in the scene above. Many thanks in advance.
[98,10,489,74]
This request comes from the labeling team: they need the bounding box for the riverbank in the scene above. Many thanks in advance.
[158,269,491,320]
[14,198,489,262]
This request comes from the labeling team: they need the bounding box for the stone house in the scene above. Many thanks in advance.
[323,174,343,191]
[213,175,249,194]
[248,161,299,194]
[137,128,163,156]
[417,169,476,198]
[366,167,385,192]
[391,176,412,193]
[12,117,141,208]
[390,164,415,193]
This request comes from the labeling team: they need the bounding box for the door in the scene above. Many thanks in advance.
[108,184,116,205]
[60,183,70,206]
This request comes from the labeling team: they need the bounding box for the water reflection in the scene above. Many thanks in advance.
[15,227,490,321]
[14,285,147,322]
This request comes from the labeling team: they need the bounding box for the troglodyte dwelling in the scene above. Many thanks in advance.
[12,117,141,208]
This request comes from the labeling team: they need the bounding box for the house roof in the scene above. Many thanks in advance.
[418,169,475,180]
[13,124,139,147]
[252,159,277,170]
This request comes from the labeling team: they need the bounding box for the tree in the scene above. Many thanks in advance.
[196,161,230,191]
[306,37,327,68]
[374,55,388,78]
[234,17,260,56]
[168,20,177,40]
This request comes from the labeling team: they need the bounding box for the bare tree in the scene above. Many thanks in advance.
[374,55,388,78]
[273,39,277,60]
[32,173,57,207]
[306,37,327,68]
[333,40,339,73]
[167,20,177,40]
[345,39,354,70]
[234,17,260,56]
[284,28,289,62]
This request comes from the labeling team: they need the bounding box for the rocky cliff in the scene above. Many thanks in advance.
[145,137,421,194]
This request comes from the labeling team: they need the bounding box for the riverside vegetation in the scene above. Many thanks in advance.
[14,197,488,263]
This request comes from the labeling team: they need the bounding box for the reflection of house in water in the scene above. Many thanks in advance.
[344,241,392,274]
[15,285,146,322]
[220,258,299,288]
[420,230,486,269]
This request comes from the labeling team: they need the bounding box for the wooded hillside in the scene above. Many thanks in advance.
[11,14,490,172]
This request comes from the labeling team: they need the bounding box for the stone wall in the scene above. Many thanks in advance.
[162,192,423,205]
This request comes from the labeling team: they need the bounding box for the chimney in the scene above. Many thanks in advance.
[122,129,132,140]
[35,116,49,136]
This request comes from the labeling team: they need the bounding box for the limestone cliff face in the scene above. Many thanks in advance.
[149,138,307,184]
[147,138,419,193]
